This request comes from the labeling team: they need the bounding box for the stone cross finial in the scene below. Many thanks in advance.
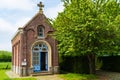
[37,2,44,13]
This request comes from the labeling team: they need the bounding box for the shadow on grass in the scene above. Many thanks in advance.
[59,70,97,80]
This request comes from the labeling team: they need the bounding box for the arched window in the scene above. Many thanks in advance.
[32,43,48,52]
[37,26,44,38]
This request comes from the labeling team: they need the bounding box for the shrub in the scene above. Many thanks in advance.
[59,55,89,74]
[0,50,11,62]
[95,57,103,70]
[99,56,120,72]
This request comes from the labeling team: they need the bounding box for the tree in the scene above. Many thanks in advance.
[53,0,120,74]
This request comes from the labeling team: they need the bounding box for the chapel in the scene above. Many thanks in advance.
[11,2,59,76]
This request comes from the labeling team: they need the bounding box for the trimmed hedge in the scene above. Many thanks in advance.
[99,56,120,72]
[0,51,11,62]
[59,56,90,74]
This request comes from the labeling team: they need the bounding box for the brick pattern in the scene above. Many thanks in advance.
[11,12,59,76]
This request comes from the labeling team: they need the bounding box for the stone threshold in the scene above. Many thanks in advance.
[31,71,53,76]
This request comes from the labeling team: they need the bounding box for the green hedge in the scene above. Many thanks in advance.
[0,51,11,62]
[59,56,89,74]
[99,56,120,72]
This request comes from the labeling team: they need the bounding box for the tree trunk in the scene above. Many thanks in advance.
[87,54,96,74]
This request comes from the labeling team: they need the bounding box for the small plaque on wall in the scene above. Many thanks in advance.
[21,61,27,66]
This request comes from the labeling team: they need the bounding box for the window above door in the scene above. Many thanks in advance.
[37,25,44,38]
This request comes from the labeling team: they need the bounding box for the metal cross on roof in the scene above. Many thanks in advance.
[37,2,44,13]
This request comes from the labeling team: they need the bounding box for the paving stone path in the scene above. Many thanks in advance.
[96,70,120,80]
[36,75,63,80]
[6,71,63,80]
[6,70,120,80]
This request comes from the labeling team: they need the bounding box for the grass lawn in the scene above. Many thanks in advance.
[60,73,97,80]
[0,62,97,80]
[0,70,9,80]
[0,70,36,80]
[0,62,36,80]
[0,62,11,69]
[0,70,97,80]
[11,78,36,80]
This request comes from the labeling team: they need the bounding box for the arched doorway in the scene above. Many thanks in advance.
[32,42,48,72]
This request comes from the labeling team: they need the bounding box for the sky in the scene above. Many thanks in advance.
[0,0,64,51]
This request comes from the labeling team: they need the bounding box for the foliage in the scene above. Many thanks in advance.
[53,0,120,74]
[0,50,12,62]
[60,73,97,80]
[0,62,11,70]
[100,56,120,72]
[53,0,120,56]
[95,57,102,70]
[60,56,89,74]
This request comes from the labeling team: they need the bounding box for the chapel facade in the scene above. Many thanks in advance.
[11,2,59,76]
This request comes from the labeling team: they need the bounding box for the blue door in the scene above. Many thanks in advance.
[45,52,48,70]
[33,52,41,72]
[32,43,48,72]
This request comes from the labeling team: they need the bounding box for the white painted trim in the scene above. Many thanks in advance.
[31,40,52,72]
[12,65,21,75]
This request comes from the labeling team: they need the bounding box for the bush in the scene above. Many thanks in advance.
[59,55,89,74]
[0,51,11,62]
[95,57,103,70]
[99,56,120,72]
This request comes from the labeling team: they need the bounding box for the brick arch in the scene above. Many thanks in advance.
[30,40,52,72]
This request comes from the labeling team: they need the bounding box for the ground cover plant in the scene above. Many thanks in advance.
[0,70,9,80]
[60,73,97,80]
[0,62,11,70]
[0,57,36,80]
[0,70,36,80]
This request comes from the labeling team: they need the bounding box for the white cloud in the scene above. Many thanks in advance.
[45,2,64,19]
[0,17,31,33]
[0,18,15,33]
[0,1,64,51]
[15,17,31,28]
[0,17,31,51]
[0,0,34,10]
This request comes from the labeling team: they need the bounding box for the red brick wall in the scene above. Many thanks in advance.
[12,13,59,72]
[12,34,21,67]
[22,13,58,68]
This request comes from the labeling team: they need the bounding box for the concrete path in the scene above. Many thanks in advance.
[6,70,20,78]
[96,70,120,80]
[36,75,63,80]
[6,71,63,80]
[6,70,120,80]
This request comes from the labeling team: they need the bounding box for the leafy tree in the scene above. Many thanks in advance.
[53,0,120,74]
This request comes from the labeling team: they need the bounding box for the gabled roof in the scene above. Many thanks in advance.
[12,12,54,41]
[23,12,53,30]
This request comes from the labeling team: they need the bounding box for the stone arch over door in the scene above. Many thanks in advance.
[31,40,52,72]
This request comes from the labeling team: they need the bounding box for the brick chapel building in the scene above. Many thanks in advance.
[11,2,59,76]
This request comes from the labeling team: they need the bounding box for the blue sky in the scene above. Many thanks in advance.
[0,0,64,51]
